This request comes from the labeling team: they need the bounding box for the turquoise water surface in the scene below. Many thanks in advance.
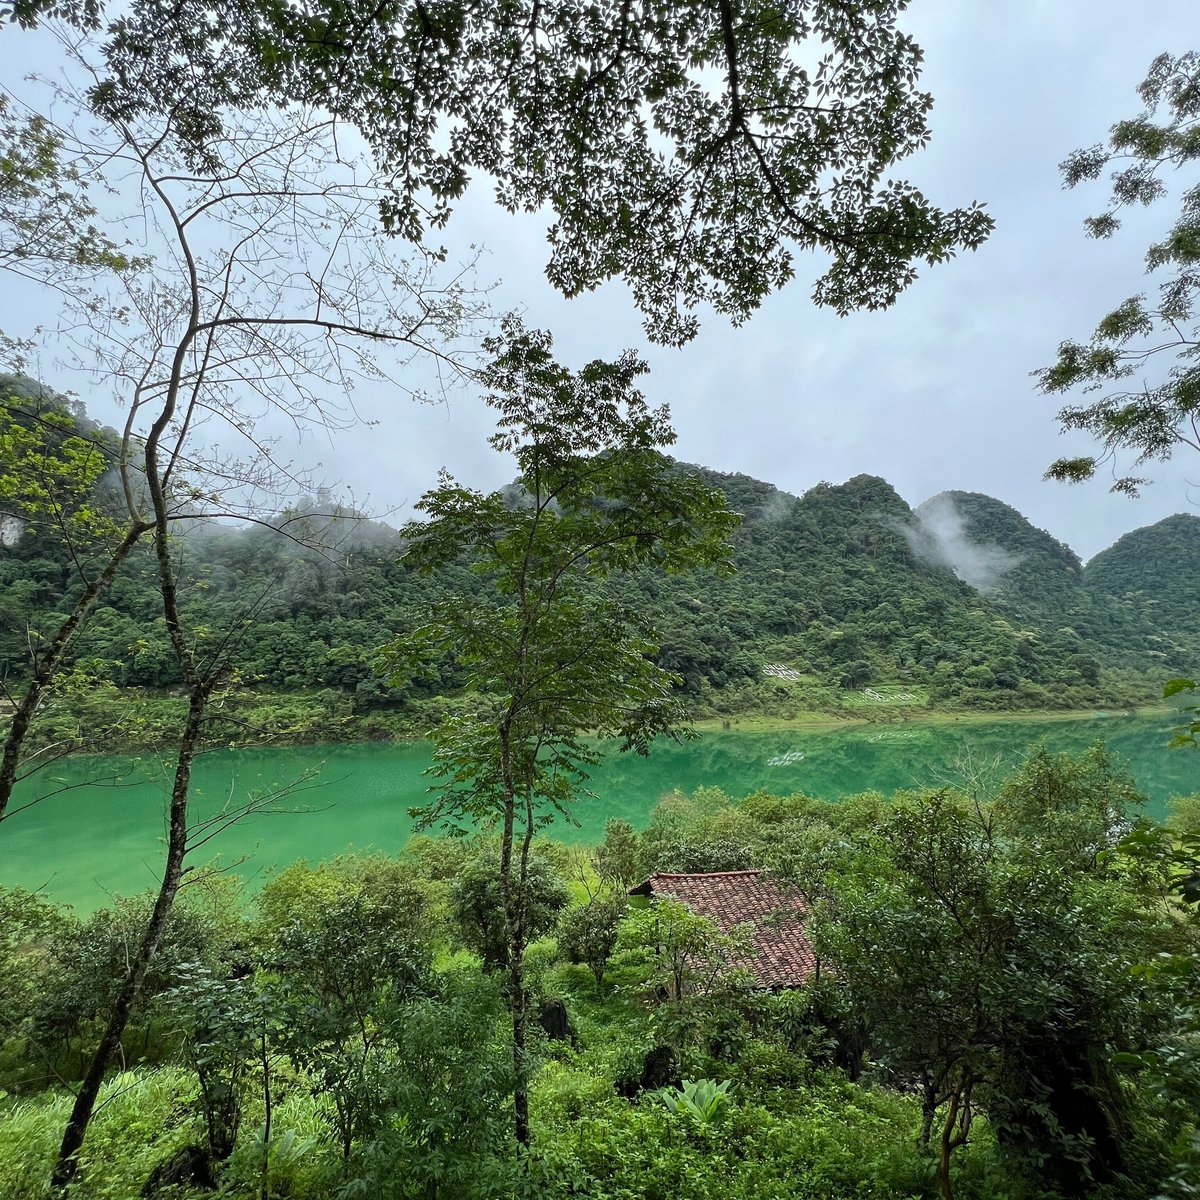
[3,713,1196,911]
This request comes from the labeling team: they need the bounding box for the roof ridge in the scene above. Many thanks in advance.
[650,869,765,879]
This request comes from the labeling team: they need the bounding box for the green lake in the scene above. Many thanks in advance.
[3,713,1198,912]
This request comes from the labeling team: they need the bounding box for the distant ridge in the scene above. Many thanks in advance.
[1,389,1193,717]
[1085,514,1200,668]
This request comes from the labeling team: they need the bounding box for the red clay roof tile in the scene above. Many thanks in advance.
[629,870,816,988]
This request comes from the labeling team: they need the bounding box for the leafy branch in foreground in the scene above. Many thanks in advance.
[382,317,738,1148]
[16,0,993,345]
[0,92,141,320]
[1165,676,1200,748]
[1038,51,1200,495]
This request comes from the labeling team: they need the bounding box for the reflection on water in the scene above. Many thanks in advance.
[766,750,806,767]
[2,714,1197,911]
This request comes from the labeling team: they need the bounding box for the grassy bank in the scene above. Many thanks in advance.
[9,674,1172,760]
[693,705,1166,735]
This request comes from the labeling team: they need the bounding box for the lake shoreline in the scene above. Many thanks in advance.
[9,702,1169,763]
[692,705,1166,735]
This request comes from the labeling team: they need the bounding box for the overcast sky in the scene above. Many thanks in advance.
[6,2,1199,562]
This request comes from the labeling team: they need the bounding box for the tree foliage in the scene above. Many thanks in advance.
[258,859,434,1160]
[385,319,739,837]
[1038,52,1200,495]
[620,897,752,1003]
[816,755,1167,1200]
[0,93,139,336]
[0,378,126,554]
[557,894,627,989]
[15,0,993,345]
[451,854,569,974]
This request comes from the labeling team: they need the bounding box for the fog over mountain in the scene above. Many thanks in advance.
[896,494,1024,594]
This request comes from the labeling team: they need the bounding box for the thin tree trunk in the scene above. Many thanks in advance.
[920,1094,936,1148]
[259,1029,272,1200]
[937,1086,972,1200]
[53,387,213,1189]
[50,687,207,1191]
[509,784,536,1149]
[938,1092,959,1200]
[496,723,530,1149]
[495,715,538,1150]
[509,942,529,1148]
[0,524,146,825]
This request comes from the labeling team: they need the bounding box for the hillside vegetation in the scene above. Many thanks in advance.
[2,751,1197,1200]
[3,392,1198,750]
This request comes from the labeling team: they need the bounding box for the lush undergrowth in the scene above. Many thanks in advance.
[0,1059,1032,1200]
[3,747,1198,1199]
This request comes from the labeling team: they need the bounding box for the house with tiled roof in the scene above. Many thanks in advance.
[628,869,817,990]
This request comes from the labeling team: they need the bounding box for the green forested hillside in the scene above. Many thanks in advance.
[910,490,1173,681]
[642,471,1098,712]
[2,390,1193,738]
[915,490,1084,624]
[1085,514,1200,670]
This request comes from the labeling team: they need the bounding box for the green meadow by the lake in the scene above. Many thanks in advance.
[4,712,1197,912]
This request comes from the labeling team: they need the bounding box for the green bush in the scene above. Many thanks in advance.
[449,854,569,973]
[0,1069,198,1200]
[533,1060,616,1125]
[557,896,627,988]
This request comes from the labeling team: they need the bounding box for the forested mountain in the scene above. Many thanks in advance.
[642,471,1036,706]
[634,471,1149,712]
[2,393,1194,727]
[1085,515,1200,670]
[908,490,1170,677]
[913,491,1083,624]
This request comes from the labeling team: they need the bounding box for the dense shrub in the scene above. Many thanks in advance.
[557,896,627,987]
[449,854,569,972]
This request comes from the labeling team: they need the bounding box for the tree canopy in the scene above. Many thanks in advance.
[815,756,1162,1200]
[9,0,994,344]
[1038,51,1200,495]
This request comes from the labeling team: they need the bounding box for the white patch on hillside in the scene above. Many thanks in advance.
[0,514,24,547]
[757,492,794,523]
